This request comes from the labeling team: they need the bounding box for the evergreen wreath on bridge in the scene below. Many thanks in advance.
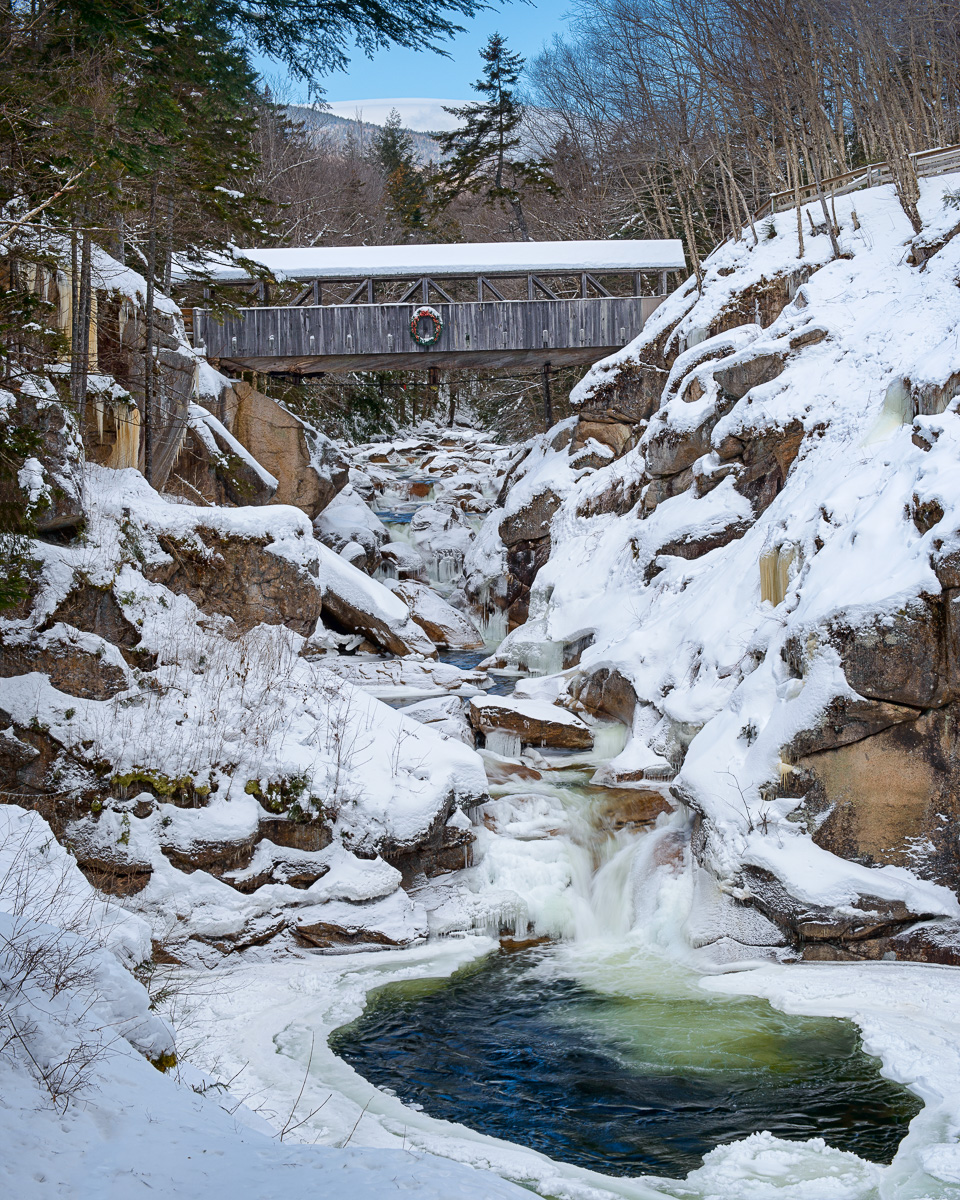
[410,305,443,346]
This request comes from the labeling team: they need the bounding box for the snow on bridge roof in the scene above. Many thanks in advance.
[178,239,686,283]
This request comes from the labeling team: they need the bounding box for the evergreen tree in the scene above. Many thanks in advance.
[371,109,429,235]
[432,33,555,240]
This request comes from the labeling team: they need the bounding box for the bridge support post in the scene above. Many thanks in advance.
[542,361,554,432]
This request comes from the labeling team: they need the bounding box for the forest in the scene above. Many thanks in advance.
[3,0,959,447]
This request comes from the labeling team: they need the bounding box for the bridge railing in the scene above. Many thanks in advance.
[755,142,960,220]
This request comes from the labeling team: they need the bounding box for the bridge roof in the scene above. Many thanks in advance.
[180,239,686,283]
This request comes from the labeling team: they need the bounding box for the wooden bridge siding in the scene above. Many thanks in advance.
[195,297,663,370]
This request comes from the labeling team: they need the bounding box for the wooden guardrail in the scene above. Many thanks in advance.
[754,142,960,220]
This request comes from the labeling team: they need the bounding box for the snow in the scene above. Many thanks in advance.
[324,98,464,132]
[316,539,437,656]
[471,693,591,729]
[701,962,960,1199]
[10,208,960,1200]
[0,820,530,1200]
[175,239,686,284]
[485,171,960,922]
[0,465,490,957]
[314,485,388,554]
[91,243,181,315]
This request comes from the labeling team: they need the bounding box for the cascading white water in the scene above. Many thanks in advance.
[591,720,629,761]
[195,433,937,1200]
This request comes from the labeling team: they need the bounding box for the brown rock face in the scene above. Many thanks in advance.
[796,703,960,890]
[1,386,84,534]
[0,632,129,700]
[94,296,197,490]
[162,831,259,877]
[576,473,646,519]
[712,351,786,400]
[469,697,593,749]
[229,382,348,518]
[320,581,436,658]
[165,407,276,508]
[579,319,681,424]
[649,517,752,571]
[783,694,920,759]
[570,419,636,461]
[593,787,672,829]
[148,529,322,636]
[820,920,960,965]
[50,583,139,647]
[785,596,950,710]
[294,915,403,949]
[390,580,484,649]
[499,488,562,546]
[257,816,331,852]
[644,412,719,478]
[742,865,941,943]
[503,536,552,629]
[384,824,476,885]
[709,269,811,333]
[733,419,805,514]
[570,667,638,725]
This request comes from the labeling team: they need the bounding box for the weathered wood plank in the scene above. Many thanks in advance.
[194,296,664,374]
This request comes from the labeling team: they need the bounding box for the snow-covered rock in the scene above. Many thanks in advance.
[390,579,484,648]
[484,173,960,958]
[314,484,389,573]
[469,695,593,750]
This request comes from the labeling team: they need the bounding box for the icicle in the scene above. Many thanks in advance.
[759,543,796,606]
[485,730,522,757]
[55,270,72,361]
[110,402,141,470]
[437,552,463,584]
[592,720,629,760]
[522,640,564,677]
[480,607,508,650]
[88,289,98,371]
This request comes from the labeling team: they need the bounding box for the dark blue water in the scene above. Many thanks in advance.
[329,949,920,1178]
[374,509,415,524]
[437,649,488,671]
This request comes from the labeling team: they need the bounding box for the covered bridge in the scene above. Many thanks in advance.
[185,240,686,375]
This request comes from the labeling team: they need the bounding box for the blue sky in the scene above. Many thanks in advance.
[259,0,574,108]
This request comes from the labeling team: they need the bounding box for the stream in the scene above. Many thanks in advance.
[181,431,949,1200]
[325,436,921,1183]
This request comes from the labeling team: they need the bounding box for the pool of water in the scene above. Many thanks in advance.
[437,648,489,671]
[329,946,921,1179]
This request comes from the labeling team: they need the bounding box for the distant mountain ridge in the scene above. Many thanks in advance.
[284,105,442,165]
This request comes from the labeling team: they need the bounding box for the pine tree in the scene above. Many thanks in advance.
[432,33,555,241]
[371,109,429,235]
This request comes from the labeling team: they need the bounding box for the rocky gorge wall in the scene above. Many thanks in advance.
[469,175,960,964]
[0,250,510,962]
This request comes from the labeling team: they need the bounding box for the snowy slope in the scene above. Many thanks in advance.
[484,173,960,938]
